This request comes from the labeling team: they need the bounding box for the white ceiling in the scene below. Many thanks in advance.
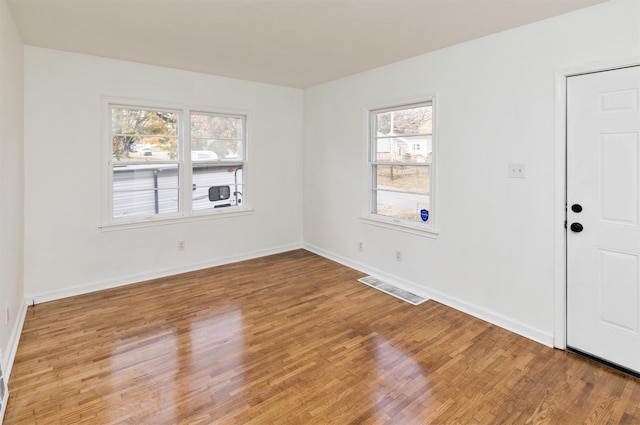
[8,0,607,88]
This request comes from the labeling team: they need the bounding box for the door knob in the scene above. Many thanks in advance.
[570,223,584,232]
[571,204,583,213]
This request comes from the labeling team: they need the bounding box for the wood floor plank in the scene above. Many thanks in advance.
[4,249,640,424]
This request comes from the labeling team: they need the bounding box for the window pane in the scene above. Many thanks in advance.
[112,107,179,161]
[113,189,179,218]
[376,135,432,163]
[375,165,430,194]
[192,165,243,211]
[112,108,178,136]
[191,114,244,161]
[375,191,431,223]
[376,105,432,137]
[113,164,179,218]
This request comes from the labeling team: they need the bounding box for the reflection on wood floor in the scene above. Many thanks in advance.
[5,249,640,424]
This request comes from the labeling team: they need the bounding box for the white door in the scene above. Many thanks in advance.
[567,65,640,373]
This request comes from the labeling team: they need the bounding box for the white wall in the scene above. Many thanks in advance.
[303,0,640,345]
[24,48,304,301]
[17,0,640,348]
[0,0,25,372]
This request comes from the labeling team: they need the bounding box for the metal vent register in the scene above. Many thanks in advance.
[358,276,428,305]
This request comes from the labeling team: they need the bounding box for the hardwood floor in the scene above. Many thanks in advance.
[5,249,640,424]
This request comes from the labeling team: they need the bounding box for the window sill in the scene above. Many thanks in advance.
[100,208,255,232]
[360,215,439,238]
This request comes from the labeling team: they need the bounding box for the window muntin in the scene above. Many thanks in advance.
[370,101,433,226]
[108,104,247,223]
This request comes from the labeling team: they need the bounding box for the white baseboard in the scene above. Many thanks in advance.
[303,242,553,347]
[25,243,303,305]
[304,243,431,299]
[3,300,28,382]
[1,298,28,424]
[0,377,5,425]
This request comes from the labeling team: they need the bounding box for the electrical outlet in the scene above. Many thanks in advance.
[508,163,526,178]
[177,240,186,251]
[358,241,364,252]
[395,250,402,262]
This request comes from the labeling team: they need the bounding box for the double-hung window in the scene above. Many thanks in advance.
[107,103,246,225]
[368,100,435,231]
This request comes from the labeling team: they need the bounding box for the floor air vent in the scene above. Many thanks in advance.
[358,276,428,305]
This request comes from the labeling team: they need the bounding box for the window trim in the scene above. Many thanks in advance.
[101,97,252,230]
[361,96,439,237]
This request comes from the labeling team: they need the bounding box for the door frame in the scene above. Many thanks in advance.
[553,56,640,349]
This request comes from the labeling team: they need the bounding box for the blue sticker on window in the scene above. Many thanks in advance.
[420,209,429,222]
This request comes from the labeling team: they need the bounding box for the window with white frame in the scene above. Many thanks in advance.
[369,100,434,227]
[108,103,246,223]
